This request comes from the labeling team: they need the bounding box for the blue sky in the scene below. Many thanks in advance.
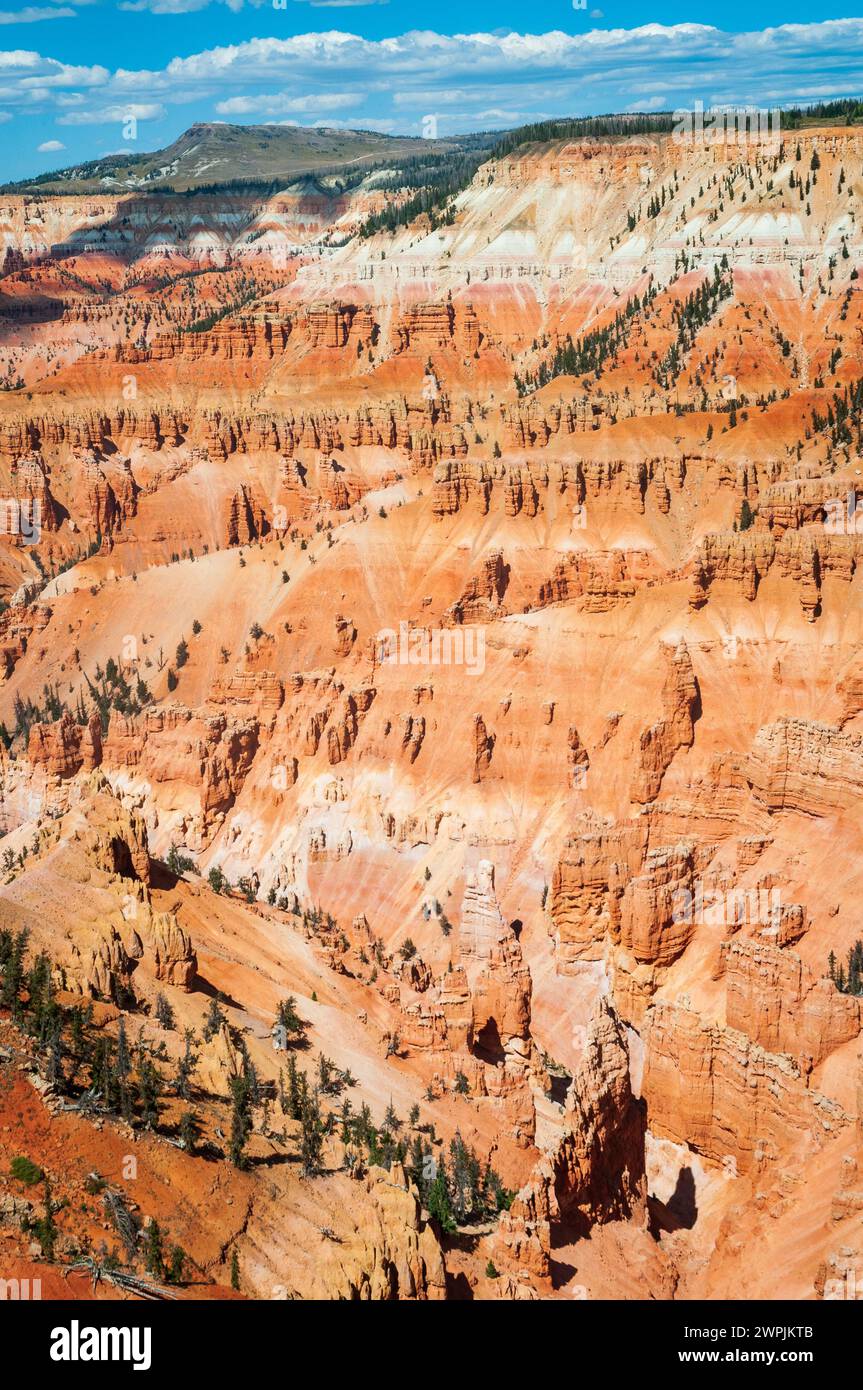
[1,1,863,180]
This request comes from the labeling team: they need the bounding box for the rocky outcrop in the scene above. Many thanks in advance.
[721,937,861,1072]
[224,484,268,546]
[566,725,590,785]
[395,300,456,352]
[0,600,53,681]
[618,841,699,969]
[688,530,863,621]
[142,910,197,991]
[76,783,151,884]
[537,550,640,612]
[28,711,102,780]
[103,706,259,839]
[632,640,700,803]
[447,549,508,623]
[472,714,495,783]
[7,127,863,1304]
[10,451,62,533]
[115,317,292,366]
[332,1162,446,1299]
[743,719,863,816]
[463,863,533,1075]
[242,1159,445,1300]
[642,1001,848,1174]
[549,825,644,966]
[494,998,646,1275]
[397,862,537,1145]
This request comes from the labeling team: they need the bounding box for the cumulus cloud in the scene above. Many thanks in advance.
[278,115,395,130]
[119,0,244,12]
[0,7,75,23]
[37,137,65,149]
[57,100,166,125]
[215,90,357,115]
[0,52,108,93]
[291,1,390,7]
[626,94,667,112]
[4,22,863,143]
[121,0,386,10]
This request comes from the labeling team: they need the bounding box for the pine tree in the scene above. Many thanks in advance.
[408,1135,427,1196]
[846,940,863,995]
[116,1018,133,1121]
[33,1177,58,1260]
[137,1051,162,1129]
[144,1219,164,1279]
[202,997,227,1042]
[276,994,304,1040]
[482,1160,512,1213]
[166,1245,186,1285]
[339,1097,353,1143]
[317,1052,334,1094]
[230,1249,240,1291]
[0,927,28,1022]
[68,1002,92,1074]
[426,1155,456,1233]
[241,1043,261,1106]
[449,1132,477,1222]
[300,1090,324,1177]
[228,1073,252,1169]
[92,1036,118,1110]
[155,993,175,1030]
[285,1054,301,1120]
[27,951,54,1043]
[178,1110,200,1153]
[175,1028,198,1100]
[46,1017,65,1089]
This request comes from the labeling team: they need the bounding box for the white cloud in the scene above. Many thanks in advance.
[0,7,75,23]
[58,101,166,125]
[5,22,863,145]
[284,115,396,130]
[626,94,667,112]
[292,0,390,7]
[215,90,358,115]
[119,0,388,8]
[120,0,242,12]
[37,137,65,149]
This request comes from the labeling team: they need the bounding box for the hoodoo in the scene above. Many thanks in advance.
[1,42,862,1322]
